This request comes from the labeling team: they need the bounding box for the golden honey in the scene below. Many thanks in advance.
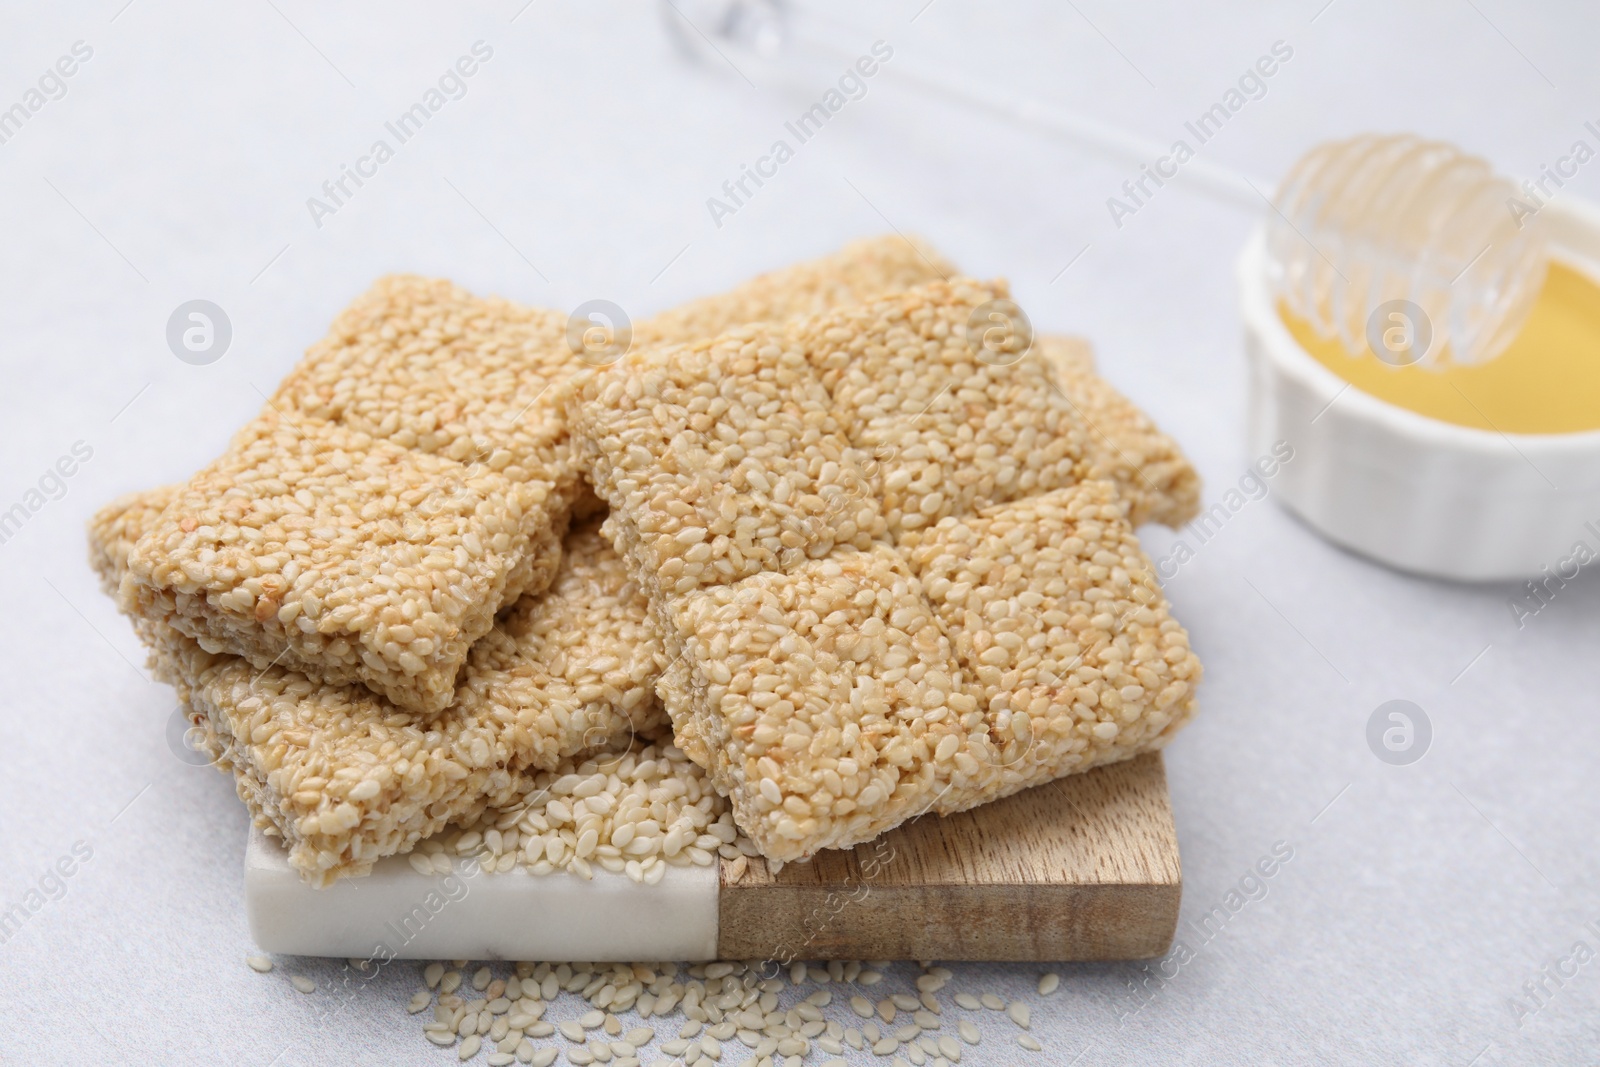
[1280,260,1600,434]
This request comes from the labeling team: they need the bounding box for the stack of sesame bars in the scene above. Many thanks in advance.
[89,237,1202,888]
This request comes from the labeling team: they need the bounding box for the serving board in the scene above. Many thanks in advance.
[247,753,1181,962]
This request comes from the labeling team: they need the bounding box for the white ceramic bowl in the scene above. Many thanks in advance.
[1240,196,1600,582]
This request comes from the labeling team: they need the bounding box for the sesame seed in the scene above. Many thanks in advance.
[1037,972,1060,996]
[1018,1034,1042,1052]
[979,994,1004,1011]
[1006,1001,1030,1029]
[957,1020,980,1045]
[290,975,315,994]
[246,955,273,974]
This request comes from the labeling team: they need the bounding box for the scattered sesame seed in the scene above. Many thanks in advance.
[246,955,273,974]
[1018,1034,1043,1052]
[290,975,315,994]
[1006,1001,1030,1029]
[957,1020,980,1045]
[1037,972,1060,996]
[979,994,1004,1011]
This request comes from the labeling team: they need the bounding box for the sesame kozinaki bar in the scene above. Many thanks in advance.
[93,490,665,885]
[567,278,1201,863]
[121,275,583,715]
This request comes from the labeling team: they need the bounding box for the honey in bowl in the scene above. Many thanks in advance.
[1279,260,1600,435]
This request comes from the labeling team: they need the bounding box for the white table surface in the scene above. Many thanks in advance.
[3,2,1597,1064]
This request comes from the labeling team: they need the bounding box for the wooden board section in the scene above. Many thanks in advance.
[717,753,1181,961]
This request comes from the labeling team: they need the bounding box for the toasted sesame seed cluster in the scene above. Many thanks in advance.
[120,275,584,715]
[412,738,761,885]
[90,235,1202,887]
[95,492,666,884]
[377,956,1046,1063]
[662,545,988,854]
[568,278,1201,861]
[908,480,1200,813]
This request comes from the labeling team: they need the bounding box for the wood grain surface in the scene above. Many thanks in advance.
[717,753,1181,961]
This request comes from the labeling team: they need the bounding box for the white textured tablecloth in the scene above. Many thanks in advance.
[3,2,1597,1063]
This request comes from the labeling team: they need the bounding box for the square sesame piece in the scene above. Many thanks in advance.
[121,276,585,715]
[902,481,1202,812]
[634,234,955,345]
[663,545,986,863]
[1037,335,1201,529]
[797,280,1093,544]
[639,244,1198,534]
[566,330,886,601]
[88,486,179,600]
[94,491,666,884]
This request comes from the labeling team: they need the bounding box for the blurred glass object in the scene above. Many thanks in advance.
[1266,133,1548,368]
[660,0,789,63]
